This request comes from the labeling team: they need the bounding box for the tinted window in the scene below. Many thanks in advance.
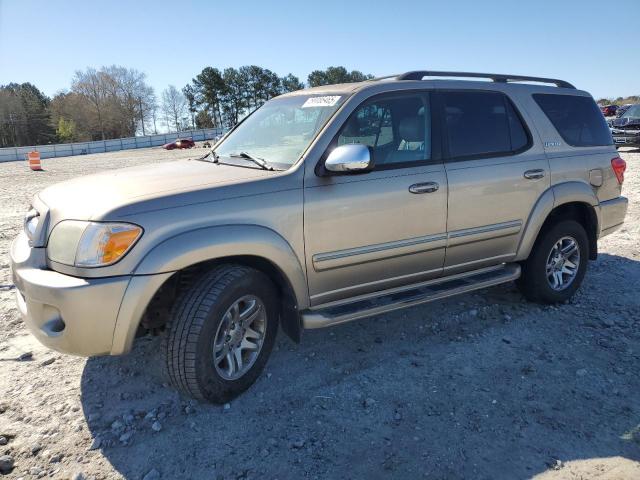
[442,91,529,159]
[506,100,529,151]
[337,94,430,167]
[533,94,613,147]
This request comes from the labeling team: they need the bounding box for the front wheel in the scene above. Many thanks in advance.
[165,265,279,403]
[518,220,589,304]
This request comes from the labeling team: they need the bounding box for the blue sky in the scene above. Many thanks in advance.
[0,0,638,100]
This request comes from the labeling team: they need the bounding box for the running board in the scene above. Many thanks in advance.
[302,263,521,329]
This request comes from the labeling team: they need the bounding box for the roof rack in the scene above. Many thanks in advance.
[396,71,575,89]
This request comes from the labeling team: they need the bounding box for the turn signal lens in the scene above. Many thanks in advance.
[75,223,143,267]
[611,157,626,184]
[102,228,142,264]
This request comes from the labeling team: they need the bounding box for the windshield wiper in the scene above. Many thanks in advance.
[196,148,219,163]
[229,152,274,171]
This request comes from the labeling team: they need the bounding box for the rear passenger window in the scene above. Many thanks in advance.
[442,91,530,159]
[533,94,613,147]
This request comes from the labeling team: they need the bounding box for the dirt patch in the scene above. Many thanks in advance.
[1,146,639,479]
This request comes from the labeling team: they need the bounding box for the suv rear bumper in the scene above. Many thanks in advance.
[598,196,628,238]
[10,231,171,357]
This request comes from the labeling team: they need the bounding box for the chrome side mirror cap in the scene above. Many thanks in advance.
[325,144,374,173]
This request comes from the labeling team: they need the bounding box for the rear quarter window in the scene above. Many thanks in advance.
[533,94,613,147]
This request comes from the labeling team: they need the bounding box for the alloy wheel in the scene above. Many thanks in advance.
[545,236,580,291]
[212,295,267,380]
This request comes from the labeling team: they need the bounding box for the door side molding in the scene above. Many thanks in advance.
[312,233,447,272]
[447,220,522,247]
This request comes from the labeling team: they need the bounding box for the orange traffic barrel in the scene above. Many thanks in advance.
[26,151,42,171]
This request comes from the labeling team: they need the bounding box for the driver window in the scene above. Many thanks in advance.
[337,94,430,167]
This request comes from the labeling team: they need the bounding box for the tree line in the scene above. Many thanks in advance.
[596,96,640,107]
[0,65,372,148]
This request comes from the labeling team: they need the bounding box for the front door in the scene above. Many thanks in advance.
[436,89,550,273]
[303,91,448,306]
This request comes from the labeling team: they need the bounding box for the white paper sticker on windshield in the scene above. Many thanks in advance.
[301,96,341,108]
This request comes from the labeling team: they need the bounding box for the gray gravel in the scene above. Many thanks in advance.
[1,146,639,479]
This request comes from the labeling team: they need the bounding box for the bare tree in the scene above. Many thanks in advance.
[71,66,155,139]
[100,65,155,136]
[72,67,108,139]
[162,85,187,133]
[148,91,159,134]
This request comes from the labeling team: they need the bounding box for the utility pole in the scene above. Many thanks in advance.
[138,97,146,136]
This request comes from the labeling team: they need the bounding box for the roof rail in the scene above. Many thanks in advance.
[396,71,575,89]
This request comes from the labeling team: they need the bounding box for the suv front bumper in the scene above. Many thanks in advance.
[612,131,640,147]
[10,232,131,356]
[10,231,171,357]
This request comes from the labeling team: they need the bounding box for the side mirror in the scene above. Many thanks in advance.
[325,144,374,174]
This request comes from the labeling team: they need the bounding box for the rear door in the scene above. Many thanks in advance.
[436,89,550,274]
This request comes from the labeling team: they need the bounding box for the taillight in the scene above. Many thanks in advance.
[611,157,626,184]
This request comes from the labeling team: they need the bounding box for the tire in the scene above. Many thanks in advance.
[518,219,589,304]
[165,265,279,403]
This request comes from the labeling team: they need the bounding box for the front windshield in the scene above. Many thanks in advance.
[215,94,345,168]
[622,105,640,119]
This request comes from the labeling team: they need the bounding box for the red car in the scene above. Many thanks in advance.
[600,105,618,117]
[163,138,195,150]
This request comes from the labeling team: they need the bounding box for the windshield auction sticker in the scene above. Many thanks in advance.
[301,96,341,108]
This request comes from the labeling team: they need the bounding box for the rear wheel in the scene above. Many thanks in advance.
[518,220,589,304]
[165,265,279,403]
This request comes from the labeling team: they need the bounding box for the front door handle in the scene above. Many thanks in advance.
[524,169,546,180]
[409,182,439,194]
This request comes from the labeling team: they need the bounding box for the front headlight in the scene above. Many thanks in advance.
[24,209,39,240]
[48,221,143,267]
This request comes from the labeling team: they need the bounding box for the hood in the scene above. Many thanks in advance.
[37,159,278,221]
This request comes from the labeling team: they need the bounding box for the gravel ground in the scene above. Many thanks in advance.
[0,146,639,480]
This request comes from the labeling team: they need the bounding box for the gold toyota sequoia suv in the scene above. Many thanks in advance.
[11,71,628,402]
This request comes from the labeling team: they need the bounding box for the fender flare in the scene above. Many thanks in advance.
[134,224,309,308]
[110,225,308,354]
[515,181,599,261]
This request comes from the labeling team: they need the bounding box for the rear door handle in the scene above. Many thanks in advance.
[524,169,546,180]
[409,182,439,194]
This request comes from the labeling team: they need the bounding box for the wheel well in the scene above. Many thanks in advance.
[140,256,301,343]
[539,202,598,260]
